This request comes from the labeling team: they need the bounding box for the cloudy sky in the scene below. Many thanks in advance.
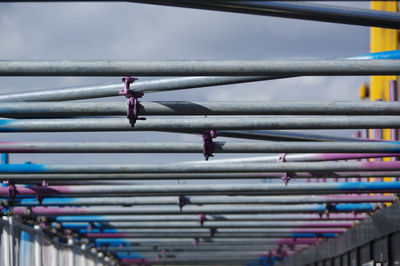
[0,2,371,172]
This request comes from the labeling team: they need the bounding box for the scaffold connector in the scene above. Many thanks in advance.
[199,213,205,227]
[203,129,217,160]
[35,180,48,205]
[277,153,296,186]
[119,76,145,127]
[178,195,185,211]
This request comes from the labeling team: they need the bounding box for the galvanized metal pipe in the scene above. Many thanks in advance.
[214,129,381,142]
[0,76,273,102]
[5,171,400,181]
[7,203,375,216]
[104,245,308,252]
[1,161,400,174]
[3,116,400,132]
[1,60,400,76]
[117,250,285,257]
[93,237,321,246]
[129,0,400,29]
[82,232,338,239]
[55,213,366,223]
[2,141,400,154]
[6,195,393,207]
[56,220,354,229]
[118,257,278,265]
[79,228,346,234]
[3,101,400,118]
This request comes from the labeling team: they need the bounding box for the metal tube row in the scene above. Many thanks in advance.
[55,213,367,223]
[3,116,400,132]
[1,60,400,76]
[56,220,355,229]
[6,203,376,216]
[3,101,400,117]
[4,171,400,181]
[5,195,393,206]
[129,0,400,29]
[1,161,400,174]
[1,141,400,154]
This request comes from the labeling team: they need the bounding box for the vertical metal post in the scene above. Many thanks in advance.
[2,216,11,266]
[8,216,14,266]
[19,231,31,266]
[34,224,42,266]
[52,238,59,266]
[97,251,104,266]
[80,244,87,266]
[67,238,75,266]
[89,248,97,266]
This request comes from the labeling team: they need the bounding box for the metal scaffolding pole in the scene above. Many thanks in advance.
[5,171,400,181]
[3,116,400,132]
[6,204,376,216]
[129,0,400,29]
[1,60,400,76]
[56,220,354,229]
[93,237,323,246]
[1,161,400,174]
[81,232,338,239]
[2,141,400,154]
[6,195,393,207]
[55,213,367,223]
[79,228,347,234]
[3,101,400,117]
[212,129,380,142]
[103,245,308,252]
[0,76,273,102]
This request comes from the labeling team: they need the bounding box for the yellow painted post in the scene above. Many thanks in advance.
[369,1,399,202]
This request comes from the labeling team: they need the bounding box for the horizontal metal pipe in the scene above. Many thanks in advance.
[3,116,400,132]
[6,204,375,216]
[7,195,393,207]
[57,220,354,229]
[83,232,337,239]
[1,161,400,174]
[118,257,278,265]
[1,60,400,76]
[104,245,308,252]
[0,76,273,102]
[55,213,367,223]
[2,141,400,154]
[129,0,400,29]
[94,237,321,246]
[80,228,347,234]
[4,170,400,181]
[4,101,400,118]
[116,250,285,257]
[0,50,395,102]
[214,129,381,142]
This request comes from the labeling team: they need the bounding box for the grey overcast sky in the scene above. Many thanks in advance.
[0,2,372,172]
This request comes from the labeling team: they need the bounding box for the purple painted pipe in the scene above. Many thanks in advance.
[277,238,319,245]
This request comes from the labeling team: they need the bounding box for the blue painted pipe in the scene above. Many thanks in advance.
[1,153,8,164]
[352,49,400,60]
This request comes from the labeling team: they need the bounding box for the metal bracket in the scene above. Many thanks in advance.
[35,180,48,205]
[199,214,205,227]
[5,181,17,203]
[323,203,336,219]
[210,227,216,237]
[277,153,296,186]
[119,77,145,127]
[202,130,217,160]
[178,195,185,212]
